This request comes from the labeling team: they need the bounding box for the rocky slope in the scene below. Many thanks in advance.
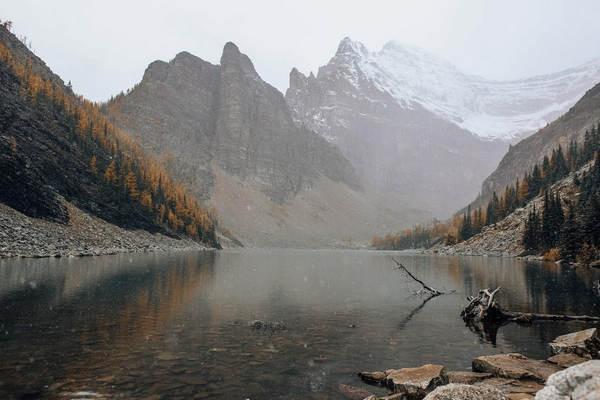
[286,38,508,216]
[434,163,588,257]
[482,82,600,199]
[0,202,206,258]
[107,43,427,247]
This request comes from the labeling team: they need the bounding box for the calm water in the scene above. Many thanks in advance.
[1,250,599,399]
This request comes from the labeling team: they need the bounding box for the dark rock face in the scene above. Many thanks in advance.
[108,43,358,204]
[285,39,507,216]
[481,83,600,199]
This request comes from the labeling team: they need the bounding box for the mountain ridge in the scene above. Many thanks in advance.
[292,37,600,141]
[107,42,424,247]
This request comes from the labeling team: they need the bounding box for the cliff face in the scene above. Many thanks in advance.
[108,43,358,204]
[481,83,600,200]
[108,43,423,247]
[286,39,507,217]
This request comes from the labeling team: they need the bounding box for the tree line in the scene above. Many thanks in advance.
[0,40,219,246]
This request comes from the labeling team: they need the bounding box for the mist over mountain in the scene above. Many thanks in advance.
[107,43,426,247]
[286,38,507,217]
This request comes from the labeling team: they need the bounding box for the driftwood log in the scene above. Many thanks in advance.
[462,287,600,324]
[391,258,447,296]
[461,287,600,343]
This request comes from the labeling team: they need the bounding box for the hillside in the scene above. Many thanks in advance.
[435,129,600,260]
[107,43,427,247]
[0,26,219,255]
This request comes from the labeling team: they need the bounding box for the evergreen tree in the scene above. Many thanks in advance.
[559,205,580,261]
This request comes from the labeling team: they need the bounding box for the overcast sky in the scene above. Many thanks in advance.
[2,0,600,102]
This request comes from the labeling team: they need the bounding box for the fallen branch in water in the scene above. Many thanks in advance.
[391,258,447,296]
[461,287,600,325]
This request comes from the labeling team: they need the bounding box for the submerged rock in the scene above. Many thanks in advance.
[423,383,507,400]
[337,383,374,400]
[247,320,287,332]
[385,364,448,399]
[534,360,600,399]
[549,328,599,359]
[358,371,387,385]
[472,353,561,383]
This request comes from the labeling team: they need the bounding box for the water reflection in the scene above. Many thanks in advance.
[0,250,599,399]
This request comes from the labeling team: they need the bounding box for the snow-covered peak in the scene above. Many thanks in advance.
[321,38,600,141]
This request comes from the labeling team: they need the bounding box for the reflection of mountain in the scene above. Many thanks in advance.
[0,252,216,398]
[1,252,599,399]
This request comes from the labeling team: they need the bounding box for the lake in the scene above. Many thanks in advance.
[1,250,599,399]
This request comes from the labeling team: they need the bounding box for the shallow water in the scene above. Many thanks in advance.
[1,250,599,399]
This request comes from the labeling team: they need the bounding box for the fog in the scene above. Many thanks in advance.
[2,0,600,101]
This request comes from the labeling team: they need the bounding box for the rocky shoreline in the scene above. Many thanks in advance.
[0,203,210,259]
[345,328,600,400]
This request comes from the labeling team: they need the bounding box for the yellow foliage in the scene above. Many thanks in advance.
[0,41,218,244]
[542,248,561,262]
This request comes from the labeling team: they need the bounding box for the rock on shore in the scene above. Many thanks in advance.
[0,202,208,258]
[359,328,599,400]
[535,360,600,399]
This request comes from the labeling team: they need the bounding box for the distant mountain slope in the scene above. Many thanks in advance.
[0,26,218,248]
[286,38,508,216]
[482,82,600,198]
[297,38,600,141]
[107,43,424,247]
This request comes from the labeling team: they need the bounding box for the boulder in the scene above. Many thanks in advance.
[546,353,589,368]
[535,360,600,399]
[358,371,387,385]
[472,353,561,383]
[549,328,600,359]
[385,364,448,399]
[447,371,492,384]
[423,383,507,400]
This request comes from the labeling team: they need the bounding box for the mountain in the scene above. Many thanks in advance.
[107,43,426,247]
[286,38,508,216]
[296,38,600,141]
[482,83,600,198]
[0,25,219,255]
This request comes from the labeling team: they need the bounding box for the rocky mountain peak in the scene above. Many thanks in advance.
[220,41,257,76]
[142,60,169,82]
[335,37,369,59]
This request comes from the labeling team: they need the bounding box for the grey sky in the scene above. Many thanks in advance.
[2,0,600,102]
